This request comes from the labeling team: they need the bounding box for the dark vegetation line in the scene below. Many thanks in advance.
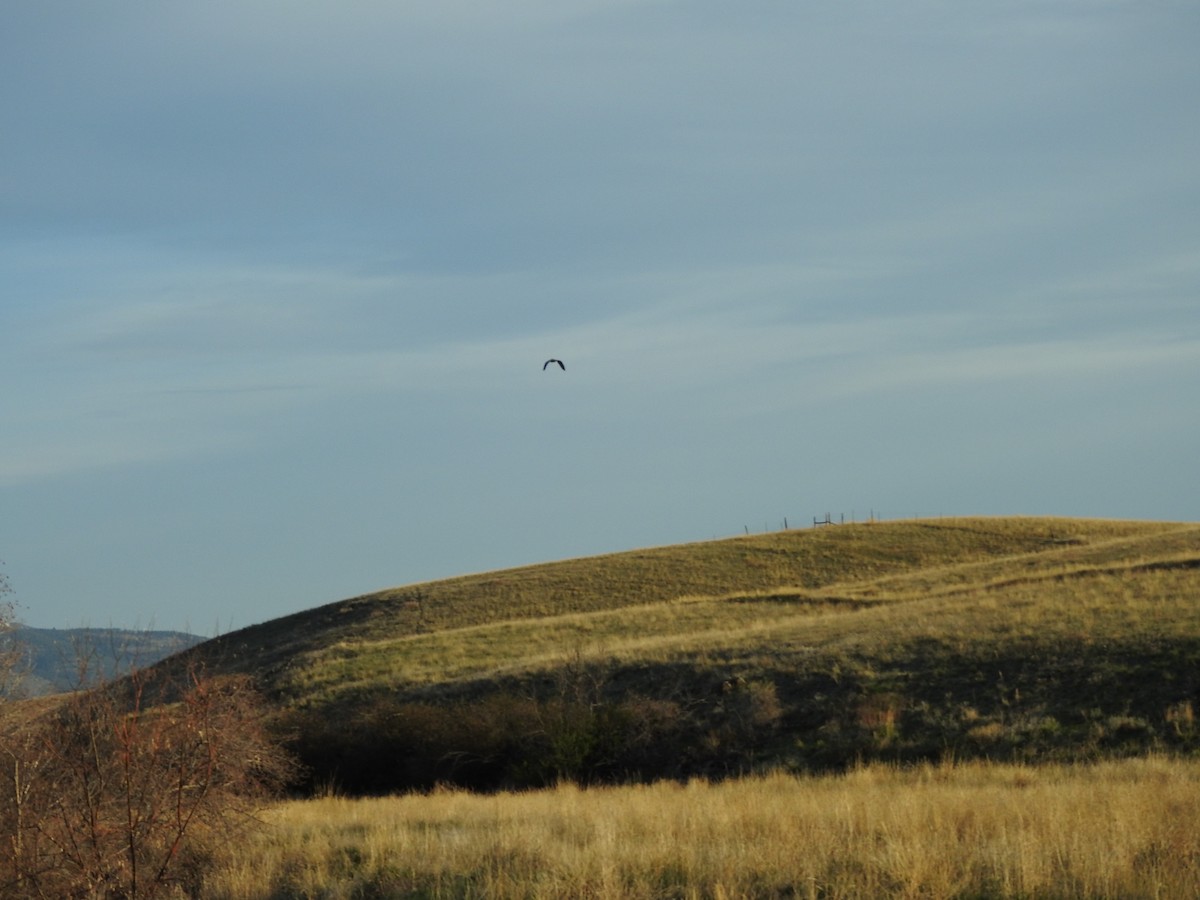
[256,519,1200,795]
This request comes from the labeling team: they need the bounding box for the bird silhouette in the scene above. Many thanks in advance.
[543,359,565,370]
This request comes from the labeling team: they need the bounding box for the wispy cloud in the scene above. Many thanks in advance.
[6,236,1195,485]
[3,1,1198,629]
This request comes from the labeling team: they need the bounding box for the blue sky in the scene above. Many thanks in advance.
[2,1,1198,633]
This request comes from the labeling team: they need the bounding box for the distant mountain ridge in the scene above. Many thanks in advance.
[5,625,205,696]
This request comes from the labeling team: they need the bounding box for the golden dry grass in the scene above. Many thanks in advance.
[202,517,1183,705]
[276,519,1200,709]
[201,757,1200,899]
[188,519,1200,896]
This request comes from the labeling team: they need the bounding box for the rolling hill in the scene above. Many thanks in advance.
[170,517,1200,793]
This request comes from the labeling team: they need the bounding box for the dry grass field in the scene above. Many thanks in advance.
[160,516,1200,896]
[9,517,1198,896]
[201,756,1200,899]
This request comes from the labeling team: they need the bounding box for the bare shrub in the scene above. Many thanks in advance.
[0,656,294,899]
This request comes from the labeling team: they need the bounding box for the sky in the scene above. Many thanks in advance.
[2,1,1198,634]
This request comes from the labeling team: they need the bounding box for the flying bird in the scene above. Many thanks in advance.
[543,359,565,370]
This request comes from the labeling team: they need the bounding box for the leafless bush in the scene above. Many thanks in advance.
[0,654,294,899]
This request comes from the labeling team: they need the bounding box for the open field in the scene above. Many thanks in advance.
[22,515,1198,896]
[201,756,1200,899]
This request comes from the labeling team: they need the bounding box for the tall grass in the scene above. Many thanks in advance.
[190,519,1200,894]
[201,757,1200,899]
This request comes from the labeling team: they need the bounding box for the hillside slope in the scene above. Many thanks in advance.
[194,517,1171,698]
[171,517,1200,792]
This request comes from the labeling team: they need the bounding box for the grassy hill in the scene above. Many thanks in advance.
[174,517,1200,793]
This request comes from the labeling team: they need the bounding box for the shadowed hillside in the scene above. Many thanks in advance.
[169,517,1200,793]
